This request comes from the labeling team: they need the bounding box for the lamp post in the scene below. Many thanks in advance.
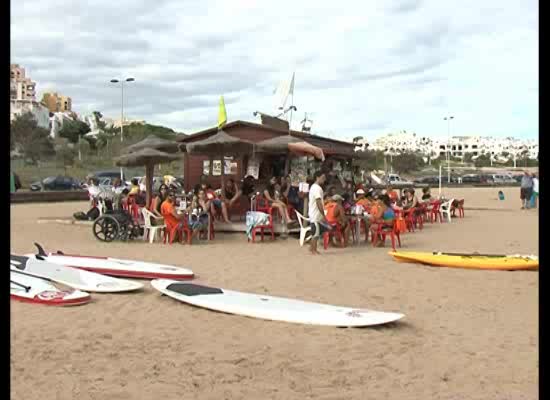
[110,77,135,179]
[444,116,454,183]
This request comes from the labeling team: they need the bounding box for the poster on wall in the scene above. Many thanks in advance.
[246,155,261,179]
[202,160,210,176]
[223,156,238,175]
[212,160,222,176]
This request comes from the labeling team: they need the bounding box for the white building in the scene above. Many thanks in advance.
[10,99,50,130]
[370,131,538,161]
[49,112,76,139]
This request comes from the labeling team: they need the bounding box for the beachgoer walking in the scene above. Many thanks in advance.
[531,174,539,209]
[308,171,330,255]
[520,171,534,209]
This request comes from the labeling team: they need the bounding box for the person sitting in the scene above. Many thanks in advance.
[323,186,337,204]
[387,185,399,204]
[129,178,140,196]
[324,194,351,247]
[355,189,372,211]
[160,191,187,242]
[368,194,396,247]
[222,178,242,211]
[150,184,169,226]
[421,187,432,202]
[187,189,211,238]
[263,176,292,227]
[402,188,419,210]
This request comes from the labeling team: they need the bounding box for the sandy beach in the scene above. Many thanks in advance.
[10,187,538,400]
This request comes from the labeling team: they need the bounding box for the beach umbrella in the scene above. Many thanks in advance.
[122,135,184,155]
[115,148,183,208]
[186,130,256,188]
[186,129,255,156]
[288,141,325,161]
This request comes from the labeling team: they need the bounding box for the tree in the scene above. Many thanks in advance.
[10,112,55,165]
[474,154,491,168]
[392,152,425,174]
[56,146,77,174]
[58,119,91,143]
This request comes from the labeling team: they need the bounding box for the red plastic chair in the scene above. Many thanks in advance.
[404,208,417,232]
[370,219,401,251]
[163,217,193,245]
[430,201,442,223]
[249,207,275,243]
[323,222,346,250]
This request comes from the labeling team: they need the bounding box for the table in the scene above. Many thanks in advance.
[348,214,370,246]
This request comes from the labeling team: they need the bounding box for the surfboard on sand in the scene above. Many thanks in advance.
[27,243,194,280]
[151,280,404,327]
[388,251,539,271]
[11,255,143,293]
[11,269,91,306]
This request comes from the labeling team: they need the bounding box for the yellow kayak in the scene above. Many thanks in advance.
[388,251,538,271]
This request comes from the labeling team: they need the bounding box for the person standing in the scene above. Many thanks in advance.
[308,171,330,255]
[531,173,539,209]
[520,171,534,209]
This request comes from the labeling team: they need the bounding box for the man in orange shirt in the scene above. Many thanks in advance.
[161,192,187,240]
[355,189,372,210]
[324,194,351,246]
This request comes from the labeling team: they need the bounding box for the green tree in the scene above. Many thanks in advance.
[392,152,425,174]
[474,154,491,168]
[58,119,91,144]
[56,145,77,174]
[10,112,55,165]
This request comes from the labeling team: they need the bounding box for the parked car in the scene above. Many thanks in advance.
[491,174,516,184]
[92,170,125,182]
[30,176,82,191]
[413,176,440,184]
[460,174,483,184]
[385,173,414,186]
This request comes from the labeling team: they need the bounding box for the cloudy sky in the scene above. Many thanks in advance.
[11,0,538,142]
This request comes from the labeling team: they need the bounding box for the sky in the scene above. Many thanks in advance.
[11,0,538,142]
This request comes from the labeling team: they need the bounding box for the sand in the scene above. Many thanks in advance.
[10,187,538,400]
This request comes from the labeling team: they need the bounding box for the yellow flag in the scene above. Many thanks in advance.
[218,96,227,129]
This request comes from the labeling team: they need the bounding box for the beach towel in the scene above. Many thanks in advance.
[246,211,270,239]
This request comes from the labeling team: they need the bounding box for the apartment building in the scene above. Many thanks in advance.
[10,64,36,101]
[41,92,72,113]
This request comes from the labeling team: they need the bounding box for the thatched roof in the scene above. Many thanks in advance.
[115,148,183,167]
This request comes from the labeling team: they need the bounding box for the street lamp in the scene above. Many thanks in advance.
[110,77,135,143]
[444,116,454,183]
[110,77,135,180]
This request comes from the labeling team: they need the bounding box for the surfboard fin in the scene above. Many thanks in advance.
[36,255,45,261]
[34,243,47,257]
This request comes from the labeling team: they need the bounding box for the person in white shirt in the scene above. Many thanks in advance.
[532,174,539,209]
[308,171,331,255]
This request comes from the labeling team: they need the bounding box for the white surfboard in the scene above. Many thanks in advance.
[11,269,91,306]
[11,255,143,293]
[151,280,404,327]
[28,243,194,280]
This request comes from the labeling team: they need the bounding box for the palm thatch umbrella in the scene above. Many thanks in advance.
[115,148,183,208]
[186,130,255,187]
[122,135,184,155]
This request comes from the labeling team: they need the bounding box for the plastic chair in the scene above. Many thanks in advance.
[404,207,417,232]
[141,208,166,244]
[440,199,454,223]
[295,211,313,246]
[370,219,401,251]
[323,222,345,250]
[163,217,193,245]
[249,207,275,243]
[430,200,442,223]
[451,199,465,218]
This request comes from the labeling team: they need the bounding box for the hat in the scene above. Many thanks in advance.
[356,189,365,195]
[332,194,344,201]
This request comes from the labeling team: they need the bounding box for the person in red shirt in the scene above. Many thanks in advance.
[324,194,351,246]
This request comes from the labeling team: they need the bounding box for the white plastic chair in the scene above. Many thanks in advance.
[141,208,166,244]
[440,198,454,223]
[294,211,321,247]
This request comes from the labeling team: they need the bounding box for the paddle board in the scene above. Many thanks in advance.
[11,255,143,293]
[389,251,538,271]
[28,243,194,280]
[151,280,404,327]
[11,269,91,306]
